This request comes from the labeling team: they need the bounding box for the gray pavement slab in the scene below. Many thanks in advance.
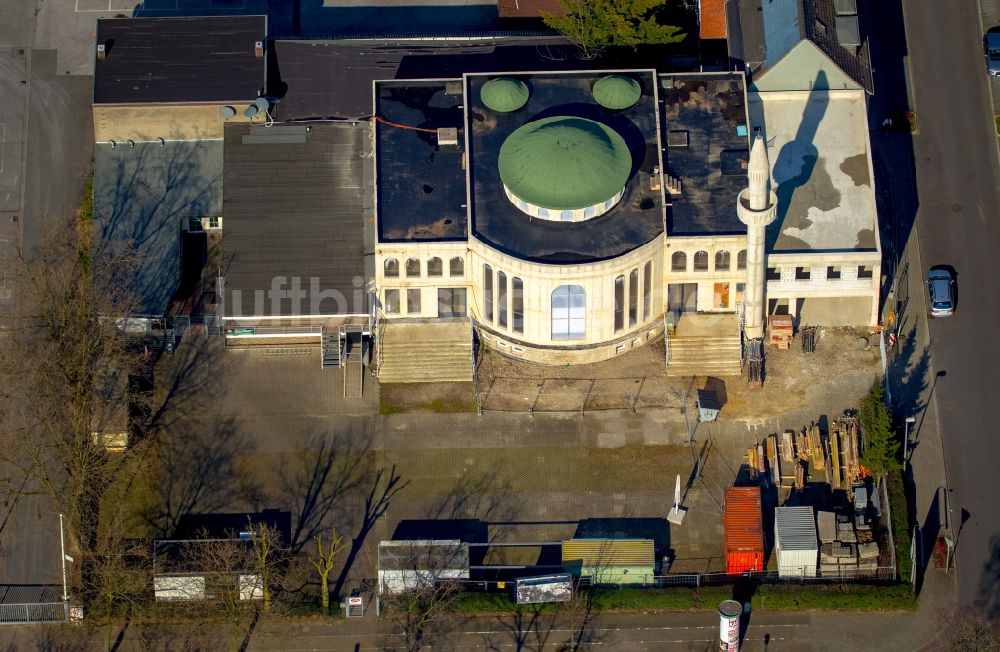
[21,50,93,250]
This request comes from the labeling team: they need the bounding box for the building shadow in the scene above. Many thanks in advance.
[766,70,830,251]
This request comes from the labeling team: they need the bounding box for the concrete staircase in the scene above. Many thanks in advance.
[666,334,743,377]
[377,320,473,384]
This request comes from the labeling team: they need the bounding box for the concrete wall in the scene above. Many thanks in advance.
[765,251,881,326]
[93,103,257,142]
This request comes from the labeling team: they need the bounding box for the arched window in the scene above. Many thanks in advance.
[450,256,464,276]
[643,261,652,320]
[512,278,524,334]
[671,251,687,272]
[552,285,585,340]
[737,250,747,271]
[628,268,639,327]
[560,210,573,221]
[384,258,399,277]
[405,258,421,277]
[483,264,493,322]
[497,272,508,328]
[427,257,443,277]
[693,251,709,271]
[584,206,597,219]
[715,251,731,271]
[614,275,625,332]
[538,208,549,219]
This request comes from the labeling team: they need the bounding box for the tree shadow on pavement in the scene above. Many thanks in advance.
[331,464,408,600]
[977,534,1000,620]
[276,432,372,554]
[138,416,253,539]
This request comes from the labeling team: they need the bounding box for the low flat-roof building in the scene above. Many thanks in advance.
[93,140,223,321]
[93,15,267,142]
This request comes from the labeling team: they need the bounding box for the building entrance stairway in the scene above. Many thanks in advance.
[665,313,743,377]
[377,319,474,384]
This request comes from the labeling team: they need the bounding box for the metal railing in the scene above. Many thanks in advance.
[0,602,66,625]
[226,324,324,336]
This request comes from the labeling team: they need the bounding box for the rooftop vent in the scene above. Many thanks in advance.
[445,80,463,96]
[436,127,459,147]
[243,97,270,118]
[96,43,106,61]
[255,41,264,58]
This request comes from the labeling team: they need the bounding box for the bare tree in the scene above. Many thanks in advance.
[935,605,1000,651]
[0,211,154,605]
[247,521,285,614]
[180,535,256,652]
[309,531,345,614]
[376,540,468,652]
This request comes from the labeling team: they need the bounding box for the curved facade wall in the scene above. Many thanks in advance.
[467,236,664,364]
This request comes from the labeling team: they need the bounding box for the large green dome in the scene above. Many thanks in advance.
[480,77,530,113]
[592,75,642,110]
[498,116,632,211]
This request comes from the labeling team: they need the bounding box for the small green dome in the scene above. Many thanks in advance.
[480,77,530,113]
[592,75,642,110]
[498,116,632,211]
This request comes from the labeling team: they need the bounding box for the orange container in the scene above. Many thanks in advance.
[723,486,764,573]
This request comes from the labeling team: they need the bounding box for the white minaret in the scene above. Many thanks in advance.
[736,135,778,340]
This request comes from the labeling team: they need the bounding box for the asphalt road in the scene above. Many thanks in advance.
[899,0,1000,611]
[0,609,931,651]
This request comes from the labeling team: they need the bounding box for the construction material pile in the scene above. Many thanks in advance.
[745,415,863,490]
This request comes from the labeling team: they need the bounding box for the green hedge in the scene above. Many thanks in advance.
[452,582,914,615]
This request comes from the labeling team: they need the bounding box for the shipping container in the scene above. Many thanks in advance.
[775,506,818,577]
[723,486,764,573]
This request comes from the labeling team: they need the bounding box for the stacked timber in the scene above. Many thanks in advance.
[829,417,862,489]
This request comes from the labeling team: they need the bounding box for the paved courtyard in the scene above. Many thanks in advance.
[148,333,882,591]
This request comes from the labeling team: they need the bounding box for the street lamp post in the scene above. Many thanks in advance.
[58,513,74,620]
[59,513,68,618]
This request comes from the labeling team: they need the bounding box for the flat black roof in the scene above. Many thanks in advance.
[268,38,691,122]
[94,15,266,105]
[659,73,750,236]
[467,70,664,264]
[93,141,223,316]
[375,80,468,242]
[223,123,368,317]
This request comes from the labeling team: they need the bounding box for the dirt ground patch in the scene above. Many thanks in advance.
[721,327,880,419]
[380,382,477,413]
[476,328,880,418]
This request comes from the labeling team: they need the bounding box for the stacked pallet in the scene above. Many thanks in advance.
[817,510,880,574]
[769,315,794,349]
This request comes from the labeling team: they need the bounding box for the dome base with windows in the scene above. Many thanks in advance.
[503,185,625,222]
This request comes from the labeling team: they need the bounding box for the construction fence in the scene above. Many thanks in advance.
[0,602,66,625]
[476,375,685,414]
